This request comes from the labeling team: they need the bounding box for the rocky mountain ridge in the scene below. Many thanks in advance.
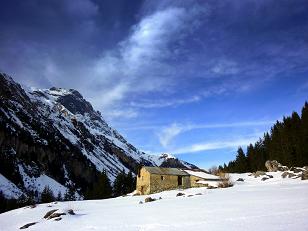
[0,72,197,199]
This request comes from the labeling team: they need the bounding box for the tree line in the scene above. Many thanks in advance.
[0,170,136,213]
[220,102,308,173]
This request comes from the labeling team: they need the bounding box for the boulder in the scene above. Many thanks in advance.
[265,160,280,172]
[290,167,303,173]
[236,178,244,182]
[281,172,289,178]
[145,197,156,203]
[253,171,266,177]
[302,170,308,180]
[261,177,269,181]
[281,172,297,178]
[278,165,289,171]
[266,174,273,178]
[67,209,75,215]
[47,212,66,220]
[265,160,289,172]
[20,222,37,229]
[288,172,296,178]
[207,186,217,189]
[176,192,185,197]
[44,209,58,219]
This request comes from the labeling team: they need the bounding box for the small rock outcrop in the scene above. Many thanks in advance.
[290,167,303,173]
[236,178,244,182]
[252,171,266,177]
[302,170,308,180]
[265,160,289,172]
[67,209,75,215]
[19,222,37,229]
[44,209,58,219]
[282,172,296,178]
[47,212,66,220]
[176,192,185,197]
[145,197,156,203]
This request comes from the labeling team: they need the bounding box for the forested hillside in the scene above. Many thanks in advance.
[221,102,308,172]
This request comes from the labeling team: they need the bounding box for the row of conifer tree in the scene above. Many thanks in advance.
[0,170,136,213]
[220,102,308,173]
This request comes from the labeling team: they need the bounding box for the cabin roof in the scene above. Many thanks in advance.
[144,167,190,176]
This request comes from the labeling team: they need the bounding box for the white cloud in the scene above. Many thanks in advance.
[158,123,184,148]
[156,120,273,148]
[153,121,273,150]
[211,59,239,75]
[130,95,200,108]
[169,137,260,155]
[104,108,139,120]
[84,6,205,118]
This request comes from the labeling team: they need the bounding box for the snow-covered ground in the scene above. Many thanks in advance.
[1,172,308,231]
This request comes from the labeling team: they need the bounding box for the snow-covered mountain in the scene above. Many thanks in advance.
[0,72,197,199]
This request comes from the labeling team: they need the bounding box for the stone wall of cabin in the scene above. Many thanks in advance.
[149,174,190,194]
[136,168,151,195]
[190,175,208,187]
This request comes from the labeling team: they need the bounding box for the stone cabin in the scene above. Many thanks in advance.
[136,166,220,195]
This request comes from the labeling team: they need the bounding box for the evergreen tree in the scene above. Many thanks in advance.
[64,187,76,201]
[86,171,112,199]
[234,147,248,173]
[113,170,127,197]
[301,102,308,164]
[40,186,55,203]
[126,171,136,193]
[223,102,308,172]
[56,191,63,201]
[113,170,136,196]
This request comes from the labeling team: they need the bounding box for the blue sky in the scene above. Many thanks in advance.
[1,0,308,169]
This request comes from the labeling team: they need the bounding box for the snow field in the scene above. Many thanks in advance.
[1,172,308,231]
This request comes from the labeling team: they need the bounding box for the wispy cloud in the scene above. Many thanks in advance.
[158,123,184,148]
[157,120,273,147]
[130,95,200,108]
[86,6,205,120]
[169,136,260,155]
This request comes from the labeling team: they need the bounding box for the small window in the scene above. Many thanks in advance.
[161,176,164,180]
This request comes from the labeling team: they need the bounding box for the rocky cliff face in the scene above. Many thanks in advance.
[0,72,197,199]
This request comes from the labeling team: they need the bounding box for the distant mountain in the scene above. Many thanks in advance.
[0,72,197,200]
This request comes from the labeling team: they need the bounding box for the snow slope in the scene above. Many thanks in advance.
[1,173,308,231]
[184,169,220,180]
[0,174,23,199]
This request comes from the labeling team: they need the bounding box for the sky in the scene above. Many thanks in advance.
[1,0,308,169]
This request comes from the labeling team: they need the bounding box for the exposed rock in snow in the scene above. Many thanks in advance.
[302,170,308,180]
[265,160,289,172]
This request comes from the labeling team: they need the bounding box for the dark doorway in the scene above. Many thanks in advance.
[178,176,182,186]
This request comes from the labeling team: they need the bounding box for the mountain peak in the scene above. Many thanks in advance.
[0,72,198,201]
